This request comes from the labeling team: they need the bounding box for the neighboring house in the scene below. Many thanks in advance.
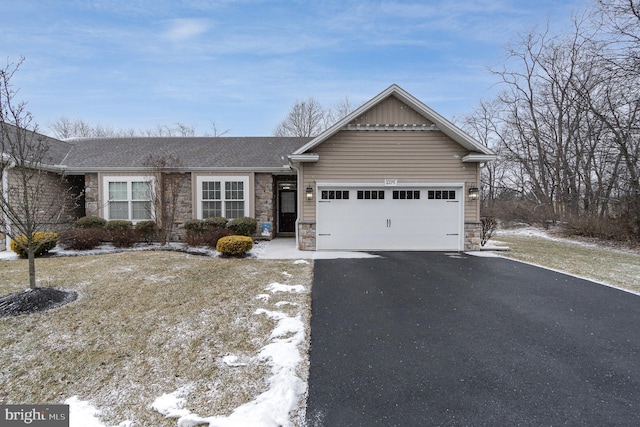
[1,84,495,251]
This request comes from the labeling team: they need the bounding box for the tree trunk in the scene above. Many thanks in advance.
[28,246,36,289]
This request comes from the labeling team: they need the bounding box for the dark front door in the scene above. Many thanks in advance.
[278,190,296,233]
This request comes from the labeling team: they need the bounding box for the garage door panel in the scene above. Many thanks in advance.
[316,186,462,251]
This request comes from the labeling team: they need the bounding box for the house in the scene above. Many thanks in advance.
[1,84,495,252]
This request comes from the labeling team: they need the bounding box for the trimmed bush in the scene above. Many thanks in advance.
[184,219,203,232]
[105,220,137,247]
[216,235,253,256]
[204,227,234,249]
[74,215,107,229]
[184,219,205,246]
[135,220,158,243]
[226,217,258,237]
[58,228,103,251]
[10,232,58,258]
[105,220,133,231]
[203,216,228,229]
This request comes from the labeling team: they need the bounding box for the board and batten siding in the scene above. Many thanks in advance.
[299,130,480,223]
[349,95,433,126]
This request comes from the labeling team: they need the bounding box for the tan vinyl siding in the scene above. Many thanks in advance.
[300,130,478,221]
[349,95,433,126]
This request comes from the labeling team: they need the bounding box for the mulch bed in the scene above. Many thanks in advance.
[0,287,78,318]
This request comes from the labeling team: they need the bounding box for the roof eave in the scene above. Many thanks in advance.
[462,154,498,163]
[61,166,293,174]
[288,153,319,163]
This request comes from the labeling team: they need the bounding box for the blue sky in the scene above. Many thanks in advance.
[1,0,590,137]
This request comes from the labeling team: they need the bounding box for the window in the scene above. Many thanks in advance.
[321,190,350,200]
[392,190,420,200]
[428,190,456,200]
[356,190,385,200]
[104,176,153,222]
[197,176,249,219]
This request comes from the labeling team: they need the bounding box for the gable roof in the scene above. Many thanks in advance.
[291,84,496,162]
[62,137,312,172]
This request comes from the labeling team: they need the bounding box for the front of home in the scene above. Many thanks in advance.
[1,84,495,252]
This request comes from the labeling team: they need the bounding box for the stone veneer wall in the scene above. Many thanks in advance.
[254,173,274,239]
[298,221,316,250]
[84,173,99,217]
[464,222,482,251]
[169,173,193,241]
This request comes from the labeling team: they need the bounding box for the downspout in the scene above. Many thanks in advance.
[2,160,15,251]
[289,160,302,250]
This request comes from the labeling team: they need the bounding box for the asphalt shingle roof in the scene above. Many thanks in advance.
[1,123,74,166]
[62,137,312,170]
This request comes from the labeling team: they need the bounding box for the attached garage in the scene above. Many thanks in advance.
[289,84,497,252]
[316,183,463,251]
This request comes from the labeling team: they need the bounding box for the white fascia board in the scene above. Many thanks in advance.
[288,154,319,162]
[462,154,498,163]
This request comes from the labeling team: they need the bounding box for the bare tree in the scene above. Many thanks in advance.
[274,97,328,137]
[1,58,73,288]
[50,118,198,139]
[274,96,357,137]
[209,119,230,137]
[143,154,185,245]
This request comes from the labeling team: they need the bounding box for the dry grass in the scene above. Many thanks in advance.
[493,232,640,294]
[0,251,312,426]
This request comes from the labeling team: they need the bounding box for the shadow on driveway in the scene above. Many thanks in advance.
[306,252,640,426]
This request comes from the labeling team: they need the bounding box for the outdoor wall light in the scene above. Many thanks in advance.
[305,186,314,201]
[468,187,479,201]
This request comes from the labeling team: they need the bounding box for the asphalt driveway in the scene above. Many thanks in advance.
[306,252,640,426]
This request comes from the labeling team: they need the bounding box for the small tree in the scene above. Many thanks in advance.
[143,154,185,245]
[1,58,72,288]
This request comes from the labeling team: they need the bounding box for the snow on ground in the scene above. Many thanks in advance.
[265,282,306,294]
[66,397,132,427]
[152,279,308,427]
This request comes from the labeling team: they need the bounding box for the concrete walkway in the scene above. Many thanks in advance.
[253,238,379,260]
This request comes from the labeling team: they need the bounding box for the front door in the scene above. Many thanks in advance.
[278,189,297,233]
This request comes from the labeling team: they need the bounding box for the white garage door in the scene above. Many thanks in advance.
[316,186,463,251]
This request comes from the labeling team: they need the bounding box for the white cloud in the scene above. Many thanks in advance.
[163,18,210,42]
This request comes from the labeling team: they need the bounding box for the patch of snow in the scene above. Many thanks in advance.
[154,300,308,427]
[222,355,248,367]
[467,251,502,258]
[151,385,192,418]
[265,282,305,294]
[275,301,297,307]
[293,260,309,264]
[0,251,18,260]
[281,271,292,278]
[65,396,131,427]
[256,294,270,302]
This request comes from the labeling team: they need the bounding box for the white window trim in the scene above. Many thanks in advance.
[196,176,250,219]
[102,175,155,222]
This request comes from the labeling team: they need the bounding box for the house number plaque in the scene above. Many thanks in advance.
[384,179,397,186]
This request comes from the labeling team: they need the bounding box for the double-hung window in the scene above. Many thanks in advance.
[197,176,249,219]
[104,176,153,221]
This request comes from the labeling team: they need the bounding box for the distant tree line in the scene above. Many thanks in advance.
[460,0,640,242]
[49,118,229,139]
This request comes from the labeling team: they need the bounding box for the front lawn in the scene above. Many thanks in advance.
[0,251,312,426]
[493,229,640,294]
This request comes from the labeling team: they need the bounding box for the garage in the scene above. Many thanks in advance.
[288,84,497,252]
[316,183,463,251]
